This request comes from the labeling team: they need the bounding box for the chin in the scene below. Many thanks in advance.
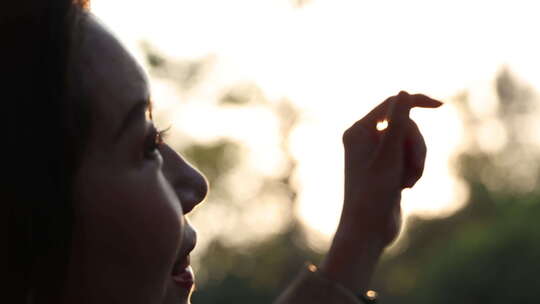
[162,276,194,304]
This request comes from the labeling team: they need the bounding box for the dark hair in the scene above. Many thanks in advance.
[2,1,90,303]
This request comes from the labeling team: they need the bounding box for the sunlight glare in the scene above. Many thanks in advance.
[376,120,389,131]
[92,0,540,243]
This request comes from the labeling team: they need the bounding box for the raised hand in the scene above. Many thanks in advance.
[320,91,442,294]
[340,91,442,245]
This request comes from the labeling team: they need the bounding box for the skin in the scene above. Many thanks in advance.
[61,11,441,304]
[321,92,442,293]
[63,14,207,304]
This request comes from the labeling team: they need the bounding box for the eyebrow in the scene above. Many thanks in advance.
[114,100,149,141]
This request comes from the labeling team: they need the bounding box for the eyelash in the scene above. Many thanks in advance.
[144,126,170,159]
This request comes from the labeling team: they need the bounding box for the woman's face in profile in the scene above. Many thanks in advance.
[64,14,207,304]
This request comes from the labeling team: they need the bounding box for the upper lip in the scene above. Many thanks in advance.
[175,189,203,214]
[172,223,197,272]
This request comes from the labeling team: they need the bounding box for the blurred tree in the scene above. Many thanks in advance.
[182,140,240,188]
[142,37,540,302]
[219,83,266,106]
[142,42,214,95]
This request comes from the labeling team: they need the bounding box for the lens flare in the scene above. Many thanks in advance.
[376,119,389,131]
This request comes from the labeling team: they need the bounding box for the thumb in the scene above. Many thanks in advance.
[402,119,426,188]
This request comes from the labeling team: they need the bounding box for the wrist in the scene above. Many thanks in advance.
[320,229,384,293]
[333,227,386,253]
[304,263,379,304]
[339,190,403,246]
[335,207,393,247]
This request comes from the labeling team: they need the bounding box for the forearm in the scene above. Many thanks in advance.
[319,219,385,294]
[275,92,438,303]
[319,187,400,291]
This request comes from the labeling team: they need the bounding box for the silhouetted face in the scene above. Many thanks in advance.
[64,13,207,304]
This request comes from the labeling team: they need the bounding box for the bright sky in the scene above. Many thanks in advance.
[92,0,540,239]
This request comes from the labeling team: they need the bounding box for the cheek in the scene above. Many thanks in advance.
[73,164,183,294]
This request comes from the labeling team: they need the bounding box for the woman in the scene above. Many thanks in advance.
[4,1,442,303]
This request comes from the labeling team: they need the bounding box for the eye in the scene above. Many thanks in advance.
[144,125,169,159]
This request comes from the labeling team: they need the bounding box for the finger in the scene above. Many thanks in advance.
[354,91,443,132]
[344,94,402,149]
[408,93,444,109]
[386,91,443,125]
[402,120,426,188]
[374,92,412,164]
[343,95,396,146]
[357,95,397,129]
[386,91,412,126]
[377,91,440,160]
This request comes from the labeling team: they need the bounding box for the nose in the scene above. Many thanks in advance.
[160,144,208,214]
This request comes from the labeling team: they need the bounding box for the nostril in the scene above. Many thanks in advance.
[175,189,199,214]
[175,176,208,214]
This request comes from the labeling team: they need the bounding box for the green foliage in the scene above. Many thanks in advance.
[182,140,240,186]
[142,42,211,92]
[402,197,540,303]
[142,37,540,302]
[192,223,323,304]
[219,83,266,106]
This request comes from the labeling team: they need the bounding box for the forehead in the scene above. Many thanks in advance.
[78,14,150,134]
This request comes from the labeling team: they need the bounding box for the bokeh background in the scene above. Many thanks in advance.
[93,0,540,302]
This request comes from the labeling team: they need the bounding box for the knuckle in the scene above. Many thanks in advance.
[342,128,354,145]
[343,122,373,147]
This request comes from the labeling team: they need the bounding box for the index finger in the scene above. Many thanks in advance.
[387,91,443,124]
[407,93,444,109]
[361,91,442,129]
